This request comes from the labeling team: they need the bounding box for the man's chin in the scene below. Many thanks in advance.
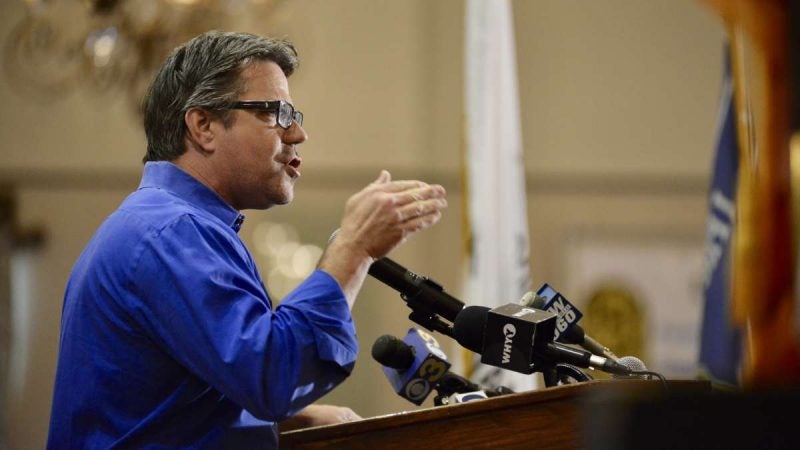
[271,189,294,207]
[276,195,293,206]
[242,192,292,211]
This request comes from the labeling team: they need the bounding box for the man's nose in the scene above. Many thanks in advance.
[283,121,308,145]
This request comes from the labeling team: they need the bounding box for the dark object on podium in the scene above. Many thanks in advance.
[280,380,709,449]
[583,386,800,450]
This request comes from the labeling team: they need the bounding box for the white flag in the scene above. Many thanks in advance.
[461,0,539,392]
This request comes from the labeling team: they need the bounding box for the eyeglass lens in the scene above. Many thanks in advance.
[279,103,303,128]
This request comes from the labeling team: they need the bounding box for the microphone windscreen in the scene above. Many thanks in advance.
[371,335,415,370]
[519,292,546,309]
[453,306,490,353]
[612,356,648,379]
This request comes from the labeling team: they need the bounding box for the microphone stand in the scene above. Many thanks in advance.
[538,362,593,387]
[407,310,453,338]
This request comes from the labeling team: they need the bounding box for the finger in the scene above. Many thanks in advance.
[407,184,446,199]
[391,184,447,206]
[400,209,443,233]
[339,407,361,422]
[374,170,391,184]
[398,198,448,221]
[377,180,428,193]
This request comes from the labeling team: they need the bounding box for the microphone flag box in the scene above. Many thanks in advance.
[383,328,451,405]
[481,304,557,374]
[536,283,583,341]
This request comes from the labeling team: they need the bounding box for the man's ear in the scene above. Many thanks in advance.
[184,107,218,153]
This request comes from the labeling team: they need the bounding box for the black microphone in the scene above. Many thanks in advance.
[432,371,513,399]
[435,371,482,395]
[368,257,465,323]
[327,229,464,327]
[371,334,416,370]
[371,329,451,405]
[452,304,632,376]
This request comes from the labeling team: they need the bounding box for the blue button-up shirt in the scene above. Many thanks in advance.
[48,162,358,449]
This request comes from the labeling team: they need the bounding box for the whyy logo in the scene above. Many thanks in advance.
[501,323,516,364]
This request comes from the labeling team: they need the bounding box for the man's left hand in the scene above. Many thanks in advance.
[279,404,362,432]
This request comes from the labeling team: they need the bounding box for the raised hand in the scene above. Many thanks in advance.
[318,170,447,306]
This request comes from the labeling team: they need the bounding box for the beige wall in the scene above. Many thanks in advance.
[0,0,724,448]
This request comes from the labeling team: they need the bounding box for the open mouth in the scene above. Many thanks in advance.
[286,156,302,178]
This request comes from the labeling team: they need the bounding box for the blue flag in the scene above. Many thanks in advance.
[698,46,741,385]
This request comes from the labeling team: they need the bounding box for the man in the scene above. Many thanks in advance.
[47,31,447,448]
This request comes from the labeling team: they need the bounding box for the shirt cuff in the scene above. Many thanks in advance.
[277,270,359,372]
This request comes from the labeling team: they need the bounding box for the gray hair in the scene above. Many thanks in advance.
[142,31,299,162]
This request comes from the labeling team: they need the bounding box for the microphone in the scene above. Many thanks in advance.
[328,229,464,331]
[371,328,451,405]
[518,291,545,308]
[372,329,514,405]
[612,356,650,380]
[434,371,482,395]
[433,371,513,399]
[439,384,515,405]
[452,304,632,376]
[533,284,619,360]
[368,257,465,323]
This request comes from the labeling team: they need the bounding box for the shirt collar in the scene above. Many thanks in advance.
[138,161,246,232]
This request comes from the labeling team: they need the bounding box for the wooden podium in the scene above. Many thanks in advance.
[280,379,710,449]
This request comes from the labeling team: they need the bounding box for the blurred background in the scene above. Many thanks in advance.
[0,0,725,448]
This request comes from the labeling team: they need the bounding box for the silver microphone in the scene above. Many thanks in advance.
[519,291,545,308]
[612,356,649,379]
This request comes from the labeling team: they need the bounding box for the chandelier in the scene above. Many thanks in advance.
[3,0,285,111]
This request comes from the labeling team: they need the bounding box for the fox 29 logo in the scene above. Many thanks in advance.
[402,329,449,403]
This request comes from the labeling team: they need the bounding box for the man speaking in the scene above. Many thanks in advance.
[47,31,447,449]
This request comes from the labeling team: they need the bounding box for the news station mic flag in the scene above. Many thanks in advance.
[698,45,741,386]
[459,0,538,392]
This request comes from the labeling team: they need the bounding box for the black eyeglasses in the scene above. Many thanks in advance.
[228,100,303,129]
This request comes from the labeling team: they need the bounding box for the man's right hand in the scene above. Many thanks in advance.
[318,170,447,306]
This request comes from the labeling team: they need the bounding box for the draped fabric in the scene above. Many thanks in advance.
[698,46,741,386]
[462,0,536,392]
